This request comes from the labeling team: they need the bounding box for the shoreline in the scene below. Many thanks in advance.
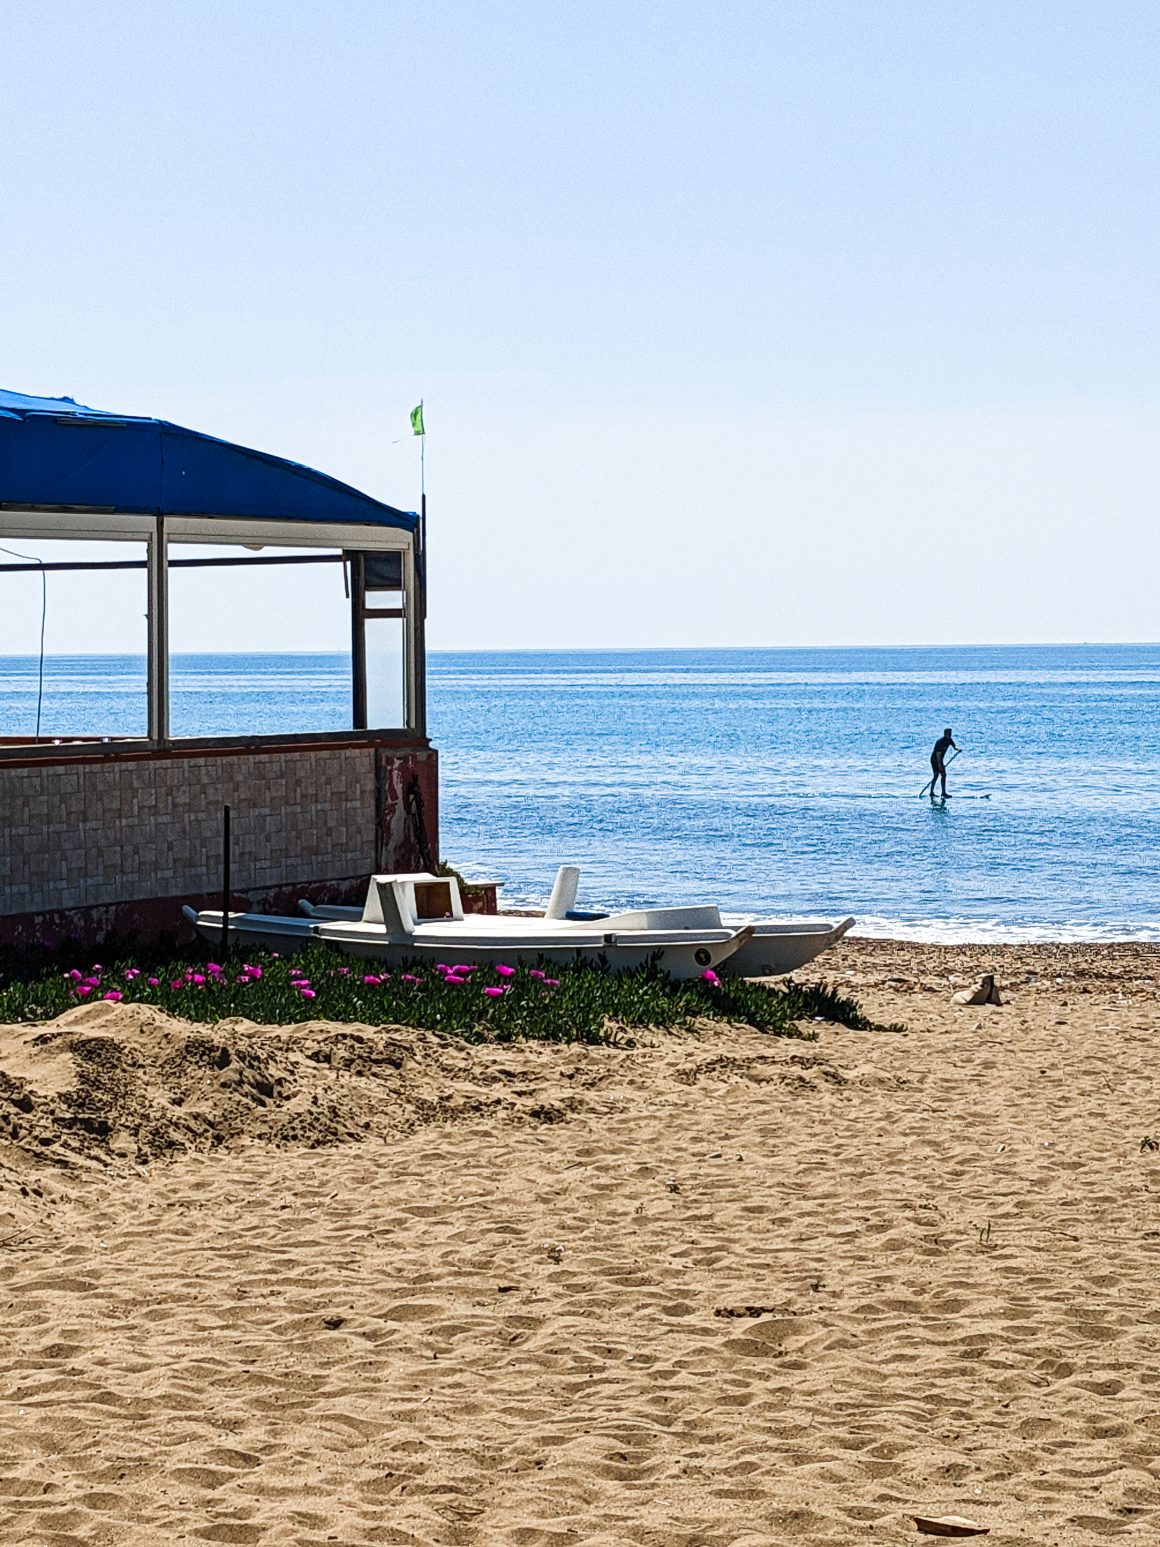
[538,912,1160,949]
[497,903,1160,949]
[846,923,1160,945]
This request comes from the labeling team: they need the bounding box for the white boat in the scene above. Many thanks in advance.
[186,867,853,980]
[184,871,756,981]
[288,865,854,978]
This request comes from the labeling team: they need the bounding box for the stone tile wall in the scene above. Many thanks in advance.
[0,744,424,914]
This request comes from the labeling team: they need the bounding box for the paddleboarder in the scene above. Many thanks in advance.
[929,727,958,799]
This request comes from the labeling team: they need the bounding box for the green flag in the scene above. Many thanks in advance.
[410,403,425,436]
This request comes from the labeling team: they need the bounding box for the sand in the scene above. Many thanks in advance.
[1,939,1159,1545]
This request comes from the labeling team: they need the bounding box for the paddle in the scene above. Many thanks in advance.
[920,746,961,798]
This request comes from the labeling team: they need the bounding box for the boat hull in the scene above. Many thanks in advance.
[187,910,755,981]
[717,917,856,978]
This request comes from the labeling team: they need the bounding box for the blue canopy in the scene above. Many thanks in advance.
[0,389,418,534]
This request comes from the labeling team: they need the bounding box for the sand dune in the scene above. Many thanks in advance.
[1,941,1159,1543]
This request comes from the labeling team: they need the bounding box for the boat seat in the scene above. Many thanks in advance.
[544,865,580,919]
[361,873,464,930]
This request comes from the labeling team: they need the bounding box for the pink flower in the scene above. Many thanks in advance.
[402,973,422,985]
[700,969,721,986]
[362,974,382,986]
[67,969,83,982]
[529,969,546,980]
[543,978,560,988]
[147,977,160,987]
[337,967,350,976]
[299,988,317,1000]
[191,973,206,986]
[483,986,506,998]
[243,963,262,979]
[435,963,451,973]
[102,991,123,1002]
[444,975,467,987]
[494,964,516,979]
[207,962,222,974]
[124,968,140,981]
[452,964,475,974]
[170,979,183,990]
[83,976,101,988]
[74,985,93,997]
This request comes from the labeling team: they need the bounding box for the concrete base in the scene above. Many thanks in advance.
[0,733,440,949]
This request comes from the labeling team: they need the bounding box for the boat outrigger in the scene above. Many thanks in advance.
[184,867,854,980]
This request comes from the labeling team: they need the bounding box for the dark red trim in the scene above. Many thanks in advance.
[0,730,432,770]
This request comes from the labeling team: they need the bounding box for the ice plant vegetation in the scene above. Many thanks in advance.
[0,942,895,1044]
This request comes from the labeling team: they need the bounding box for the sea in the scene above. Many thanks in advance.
[1,644,1158,943]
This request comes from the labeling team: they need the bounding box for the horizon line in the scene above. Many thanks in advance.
[0,641,1158,659]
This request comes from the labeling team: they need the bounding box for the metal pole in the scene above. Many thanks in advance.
[220,803,232,957]
[413,404,427,737]
[351,553,367,729]
[415,495,427,737]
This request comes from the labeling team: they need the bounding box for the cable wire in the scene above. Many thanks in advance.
[0,544,48,738]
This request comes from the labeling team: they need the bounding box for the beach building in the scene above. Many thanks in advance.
[0,389,438,947]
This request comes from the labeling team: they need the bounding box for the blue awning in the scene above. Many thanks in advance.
[0,389,418,534]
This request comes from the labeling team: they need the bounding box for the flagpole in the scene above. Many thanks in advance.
[413,400,427,742]
[418,398,426,563]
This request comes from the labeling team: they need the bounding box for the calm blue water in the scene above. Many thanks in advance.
[2,645,1158,941]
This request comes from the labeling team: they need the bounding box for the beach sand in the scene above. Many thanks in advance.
[1,939,1159,1545]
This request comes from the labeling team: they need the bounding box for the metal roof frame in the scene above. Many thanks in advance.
[0,395,427,751]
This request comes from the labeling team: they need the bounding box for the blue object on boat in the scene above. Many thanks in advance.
[0,388,417,531]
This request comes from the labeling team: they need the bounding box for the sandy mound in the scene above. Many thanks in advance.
[0,1001,636,1169]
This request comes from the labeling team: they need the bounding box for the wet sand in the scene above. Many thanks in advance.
[1,939,1159,1545]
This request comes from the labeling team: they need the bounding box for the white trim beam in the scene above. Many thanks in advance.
[0,510,414,551]
[166,517,413,550]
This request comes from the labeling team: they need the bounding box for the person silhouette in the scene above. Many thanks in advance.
[929,727,958,799]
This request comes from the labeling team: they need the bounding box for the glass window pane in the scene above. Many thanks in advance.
[366,616,405,728]
[167,545,351,736]
[0,540,147,742]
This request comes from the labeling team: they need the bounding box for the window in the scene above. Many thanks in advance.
[361,550,406,730]
[166,542,353,737]
[0,539,148,743]
[0,519,420,749]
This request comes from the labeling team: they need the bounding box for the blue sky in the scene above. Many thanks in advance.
[2,2,1158,650]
